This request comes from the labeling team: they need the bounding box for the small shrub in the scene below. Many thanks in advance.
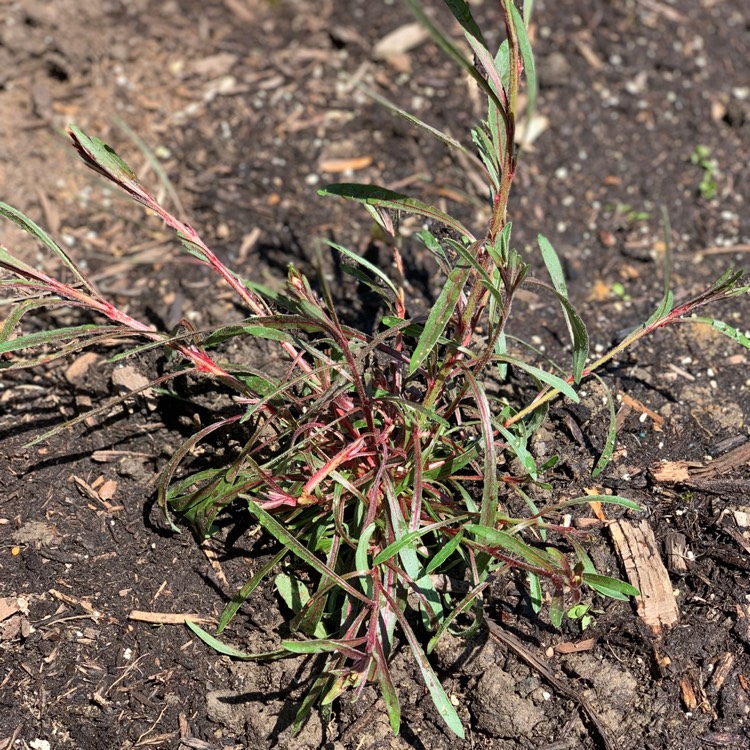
[1,0,747,738]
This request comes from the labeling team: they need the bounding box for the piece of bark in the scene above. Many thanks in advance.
[692,441,750,478]
[680,665,711,713]
[733,603,750,645]
[609,519,679,634]
[650,461,692,483]
[707,652,734,695]
[664,530,690,573]
[554,638,597,654]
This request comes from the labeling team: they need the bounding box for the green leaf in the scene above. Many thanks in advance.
[0,204,94,293]
[276,572,312,615]
[528,572,543,613]
[404,0,507,125]
[355,522,378,599]
[422,439,481,481]
[324,239,399,297]
[509,2,537,118]
[318,184,474,241]
[591,375,617,478]
[408,264,470,375]
[549,587,564,628]
[205,324,296,347]
[466,524,554,570]
[363,86,469,157]
[527,277,589,383]
[0,324,117,355]
[383,588,465,738]
[280,638,366,660]
[461,370,499,557]
[549,494,641,512]
[373,516,466,567]
[425,530,464,575]
[68,124,137,184]
[470,127,500,191]
[497,422,538,480]
[186,620,286,660]
[498,355,579,403]
[582,573,640,601]
[246,501,371,606]
[443,0,486,45]
[444,238,505,309]
[689,317,750,349]
[536,235,590,381]
[537,234,568,299]
[374,642,401,735]
[378,397,451,429]
[219,548,288,631]
[427,580,489,654]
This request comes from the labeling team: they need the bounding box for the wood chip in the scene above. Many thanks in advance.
[319,156,373,173]
[0,598,19,623]
[680,666,711,713]
[664,530,690,573]
[201,540,229,589]
[65,352,101,384]
[49,588,101,619]
[111,364,152,395]
[98,479,118,501]
[372,22,428,60]
[693,442,750,478]
[621,393,664,429]
[554,638,597,654]
[574,38,604,71]
[91,450,153,462]
[609,519,679,634]
[707,652,734,695]
[127,610,214,625]
[650,460,692,483]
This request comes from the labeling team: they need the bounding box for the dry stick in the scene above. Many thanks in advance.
[128,610,215,625]
[485,620,619,750]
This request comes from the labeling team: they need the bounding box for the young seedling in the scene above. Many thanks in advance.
[1,0,747,739]
[690,144,719,200]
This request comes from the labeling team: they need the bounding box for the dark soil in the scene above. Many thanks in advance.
[1,1,749,749]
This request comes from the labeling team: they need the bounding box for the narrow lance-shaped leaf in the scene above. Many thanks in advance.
[373,640,401,735]
[526,276,589,383]
[509,2,537,118]
[318,184,474,242]
[186,620,286,661]
[373,516,466,566]
[497,422,538,480]
[443,0,486,45]
[409,264,471,375]
[425,530,464,575]
[687,317,750,350]
[461,369,498,531]
[381,587,465,738]
[246,501,372,606]
[537,233,576,347]
[582,573,640,601]
[0,324,119,355]
[0,203,95,294]
[219,548,288,631]
[498,355,579,403]
[465,524,555,570]
[362,86,470,158]
[591,374,617,478]
[323,239,399,298]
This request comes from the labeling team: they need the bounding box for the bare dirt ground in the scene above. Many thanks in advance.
[1,1,749,749]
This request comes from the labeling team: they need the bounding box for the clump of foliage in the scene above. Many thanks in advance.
[1,0,747,738]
